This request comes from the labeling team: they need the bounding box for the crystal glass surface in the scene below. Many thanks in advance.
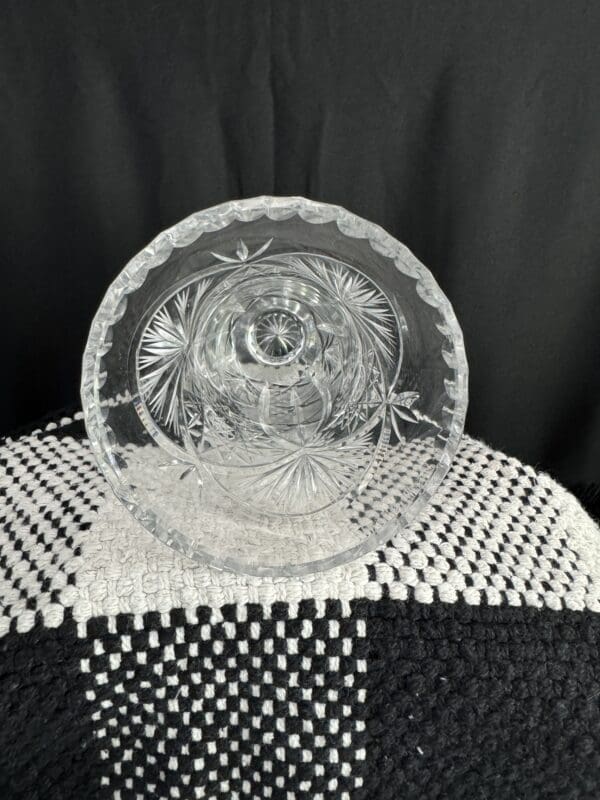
[81,196,468,576]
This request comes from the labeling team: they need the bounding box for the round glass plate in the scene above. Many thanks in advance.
[81,196,468,576]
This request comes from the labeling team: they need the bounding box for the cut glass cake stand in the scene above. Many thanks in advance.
[81,196,468,576]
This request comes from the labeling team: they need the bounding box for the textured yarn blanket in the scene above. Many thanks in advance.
[1,412,599,799]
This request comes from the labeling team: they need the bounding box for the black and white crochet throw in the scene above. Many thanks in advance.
[1,411,599,799]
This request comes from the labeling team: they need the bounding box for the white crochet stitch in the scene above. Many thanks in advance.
[1,413,599,639]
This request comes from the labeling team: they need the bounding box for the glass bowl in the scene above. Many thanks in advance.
[81,196,468,576]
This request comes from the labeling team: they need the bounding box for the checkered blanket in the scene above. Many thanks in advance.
[1,412,599,799]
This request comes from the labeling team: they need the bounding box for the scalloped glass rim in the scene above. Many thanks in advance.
[81,196,468,576]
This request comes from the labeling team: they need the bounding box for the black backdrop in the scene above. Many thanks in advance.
[1,1,599,511]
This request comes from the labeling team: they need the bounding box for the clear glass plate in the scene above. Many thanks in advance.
[81,196,468,576]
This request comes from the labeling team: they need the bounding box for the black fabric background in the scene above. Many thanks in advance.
[1,1,599,508]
